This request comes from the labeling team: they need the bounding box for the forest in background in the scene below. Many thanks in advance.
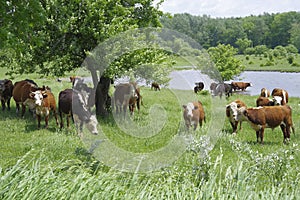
[160,11,300,52]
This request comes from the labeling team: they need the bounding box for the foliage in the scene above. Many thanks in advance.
[0,0,164,78]
[235,38,252,54]
[207,44,245,81]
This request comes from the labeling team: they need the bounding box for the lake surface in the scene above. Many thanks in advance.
[168,70,300,97]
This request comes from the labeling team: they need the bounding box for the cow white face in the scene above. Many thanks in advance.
[226,101,246,121]
[85,115,98,135]
[184,102,195,118]
[273,96,282,105]
[30,91,47,106]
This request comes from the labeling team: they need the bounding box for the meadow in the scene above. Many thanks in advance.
[1,67,300,199]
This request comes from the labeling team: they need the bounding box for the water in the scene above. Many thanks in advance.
[168,70,300,97]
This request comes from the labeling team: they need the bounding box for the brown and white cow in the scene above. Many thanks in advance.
[271,88,289,105]
[0,79,14,111]
[182,101,205,130]
[58,89,98,136]
[231,82,252,91]
[238,105,294,144]
[226,99,247,134]
[151,82,160,91]
[256,96,274,107]
[260,88,270,97]
[31,89,59,128]
[12,79,44,117]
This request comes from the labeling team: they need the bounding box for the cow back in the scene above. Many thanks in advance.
[13,80,39,103]
[59,89,73,115]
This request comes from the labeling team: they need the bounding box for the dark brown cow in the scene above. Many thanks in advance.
[194,82,204,93]
[260,88,270,97]
[151,82,160,91]
[238,105,294,144]
[0,79,14,111]
[182,101,205,130]
[210,82,217,93]
[32,89,59,128]
[226,99,247,134]
[256,96,274,107]
[58,89,98,136]
[12,80,44,117]
[231,82,252,91]
[271,88,289,105]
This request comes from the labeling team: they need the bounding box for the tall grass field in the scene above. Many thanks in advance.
[1,67,300,199]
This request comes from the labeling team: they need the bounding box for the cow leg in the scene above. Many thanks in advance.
[260,129,265,144]
[280,124,290,144]
[59,111,64,129]
[53,110,59,126]
[16,103,20,114]
[231,121,238,134]
[37,115,41,128]
[7,98,11,111]
[1,99,5,111]
[256,131,260,143]
[21,105,26,117]
[45,115,49,128]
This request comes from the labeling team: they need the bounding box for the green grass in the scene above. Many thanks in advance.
[1,67,300,198]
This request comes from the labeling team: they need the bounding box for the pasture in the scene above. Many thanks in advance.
[1,69,300,198]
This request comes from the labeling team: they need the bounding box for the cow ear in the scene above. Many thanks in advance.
[182,105,187,109]
[194,106,198,110]
[42,91,48,98]
[29,92,35,98]
[243,110,248,116]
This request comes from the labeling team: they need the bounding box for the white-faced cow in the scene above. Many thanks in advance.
[256,96,274,107]
[12,80,44,117]
[58,89,98,137]
[182,101,205,130]
[31,89,59,128]
[231,82,252,91]
[0,79,14,111]
[271,88,289,105]
[238,105,294,144]
[226,99,247,135]
[260,88,270,97]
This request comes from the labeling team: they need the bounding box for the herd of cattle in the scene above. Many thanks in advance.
[0,77,296,144]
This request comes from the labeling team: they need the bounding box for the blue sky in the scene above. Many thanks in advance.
[155,0,300,17]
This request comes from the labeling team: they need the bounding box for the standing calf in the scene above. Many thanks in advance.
[182,101,205,130]
[0,79,13,111]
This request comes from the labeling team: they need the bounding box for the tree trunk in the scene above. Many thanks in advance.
[95,76,111,117]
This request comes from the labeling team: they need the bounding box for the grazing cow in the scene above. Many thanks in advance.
[256,96,274,107]
[271,88,289,105]
[238,105,294,144]
[113,83,139,117]
[226,99,247,134]
[31,89,59,128]
[182,101,205,130]
[260,88,270,97]
[0,79,14,111]
[151,82,160,91]
[194,82,204,93]
[58,89,98,136]
[12,80,45,117]
[231,82,252,91]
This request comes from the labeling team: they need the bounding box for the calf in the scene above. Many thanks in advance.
[271,88,289,105]
[151,82,160,91]
[31,89,59,128]
[226,99,247,134]
[194,82,204,93]
[256,96,274,107]
[182,101,205,130]
[238,105,294,144]
[260,88,270,97]
[59,89,98,136]
[0,79,14,111]
[231,82,252,91]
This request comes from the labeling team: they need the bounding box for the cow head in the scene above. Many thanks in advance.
[85,115,99,135]
[0,80,5,93]
[30,90,48,106]
[273,96,283,105]
[226,101,246,121]
[183,102,198,119]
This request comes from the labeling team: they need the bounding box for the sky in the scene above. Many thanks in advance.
[155,0,300,18]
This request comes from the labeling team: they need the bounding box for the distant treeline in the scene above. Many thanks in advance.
[160,12,300,52]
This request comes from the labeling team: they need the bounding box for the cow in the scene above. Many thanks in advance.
[260,88,270,97]
[231,82,252,91]
[182,101,205,130]
[271,88,289,105]
[194,82,204,93]
[31,89,59,128]
[151,82,160,91]
[238,105,294,144]
[58,89,98,136]
[213,83,232,98]
[113,82,140,117]
[210,82,217,94]
[0,79,14,111]
[256,96,274,107]
[226,99,247,135]
[12,80,45,117]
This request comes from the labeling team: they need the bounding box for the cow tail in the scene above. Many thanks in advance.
[140,95,144,107]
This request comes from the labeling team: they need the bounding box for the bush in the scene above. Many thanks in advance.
[287,55,294,64]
